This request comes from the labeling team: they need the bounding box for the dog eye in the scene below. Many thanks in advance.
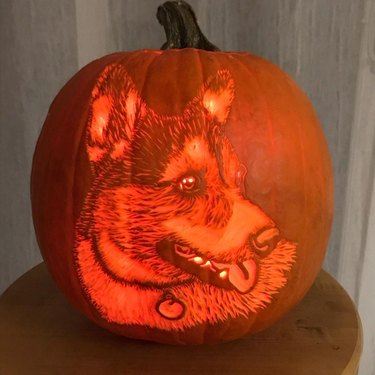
[177,175,198,192]
[235,164,247,187]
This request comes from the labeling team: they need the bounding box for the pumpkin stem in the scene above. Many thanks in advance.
[157,1,220,51]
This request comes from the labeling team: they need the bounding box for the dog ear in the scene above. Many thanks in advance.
[86,64,146,163]
[202,70,235,125]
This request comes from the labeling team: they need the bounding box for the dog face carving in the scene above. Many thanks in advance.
[74,64,297,330]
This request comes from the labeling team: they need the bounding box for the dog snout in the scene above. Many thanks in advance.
[249,226,280,256]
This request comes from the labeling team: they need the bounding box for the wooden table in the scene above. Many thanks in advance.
[0,263,362,375]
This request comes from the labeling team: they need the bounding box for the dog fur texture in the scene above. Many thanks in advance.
[74,64,297,331]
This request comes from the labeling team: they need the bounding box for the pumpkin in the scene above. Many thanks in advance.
[31,1,333,344]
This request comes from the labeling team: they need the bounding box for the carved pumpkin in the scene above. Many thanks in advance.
[31,1,333,344]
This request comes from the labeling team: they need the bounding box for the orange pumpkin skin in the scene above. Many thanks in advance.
[31,49,333,344]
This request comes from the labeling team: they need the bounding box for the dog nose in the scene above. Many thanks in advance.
[249,226,280,256]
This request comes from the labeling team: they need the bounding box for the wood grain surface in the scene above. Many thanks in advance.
[0,263,362,375]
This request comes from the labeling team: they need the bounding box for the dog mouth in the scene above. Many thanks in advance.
[156,239,258,294]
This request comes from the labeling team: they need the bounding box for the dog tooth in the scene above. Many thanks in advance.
[192,256,204,264]
[201,260,216,272]
[219,270,228,279]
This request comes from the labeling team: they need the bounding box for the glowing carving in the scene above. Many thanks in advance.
[74,65,297,331]
[90,95,112,143]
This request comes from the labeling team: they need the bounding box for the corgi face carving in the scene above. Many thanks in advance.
[74,64,297,330]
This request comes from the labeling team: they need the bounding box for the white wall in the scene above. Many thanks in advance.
[339,0,375,373]
[0,0,78,296]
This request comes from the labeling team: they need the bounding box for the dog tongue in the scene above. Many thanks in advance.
[212,259,257,294]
